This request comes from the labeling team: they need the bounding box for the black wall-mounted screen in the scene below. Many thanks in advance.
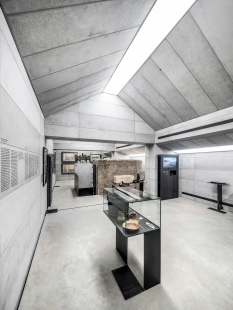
[163,157,177,168]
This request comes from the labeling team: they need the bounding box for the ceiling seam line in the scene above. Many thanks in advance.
[119,93,159,130]
[119,91,158,130]
[41,79,110,106]
[189,11,233,87]
[31,48,126,81]
[21,26,140,58]
[43,88,104,114]
[106,0,200,95]
[138,72,183,124]
[165,38,219,111]
[139,70,184,123]
[149,56,199,118]
[128,81,172,127]
[104,0,158,94]
[36,65,117,96]
[3,0,122,16]
[45,123,138,134]
[121,90,160,131]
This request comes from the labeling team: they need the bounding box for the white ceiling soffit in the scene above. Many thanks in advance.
[117,0,233,132]
[104,0,197,95]
[1,0,156,116]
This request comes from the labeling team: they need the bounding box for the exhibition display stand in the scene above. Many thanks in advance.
[103,187,161,300]
[208,181,228,212]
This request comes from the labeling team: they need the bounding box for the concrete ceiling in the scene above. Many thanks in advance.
[158,132,233,151]
[116,145,145,156]
[118,0,233,131]
[0,0,156,116]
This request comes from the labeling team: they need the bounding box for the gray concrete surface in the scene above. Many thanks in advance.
[118,0,233,132]
[179,151,233,212]
[45,93,155,144]
[19,184,233,310]
[1,0,156,115]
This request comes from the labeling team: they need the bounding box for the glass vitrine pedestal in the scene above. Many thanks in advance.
[103,187,161,300]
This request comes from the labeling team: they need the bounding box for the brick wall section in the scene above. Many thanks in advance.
[95,160,144,195]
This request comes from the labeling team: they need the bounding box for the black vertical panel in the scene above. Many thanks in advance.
[158,155,179,200]
[47,155,53,207]
[116,228,128,264]
[144,229,161,290]
[217,184,223,211]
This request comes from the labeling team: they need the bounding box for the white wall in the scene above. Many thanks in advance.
[45,93,155,144]
[0,10,48,310]
[179,151,233,212]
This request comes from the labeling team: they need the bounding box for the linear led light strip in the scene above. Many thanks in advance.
[104,0,196,95]
[174,145,233,154]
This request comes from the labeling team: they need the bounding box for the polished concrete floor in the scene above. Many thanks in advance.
[19,182,233,310]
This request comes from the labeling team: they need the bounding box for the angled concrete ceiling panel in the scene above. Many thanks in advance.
[158,133,233,151]
[118,91,159,131]
[130,71,183,125]
[151,39,217,116]
[1,0,156,116]
[44,87,104,117]
[37,66,115,105]
[138,59,199,121]
[42,79,109,112]
[1,0,113,14]
[117,0,233,134]
[167,12,233,110]
[6,0,155,56]
[178,140,202,149]
[24,29,137,80]
[190,138,216,148]
[190,0,233,81]
[207,134,233,146]
[123,83,169,129]
[32,50,125,94]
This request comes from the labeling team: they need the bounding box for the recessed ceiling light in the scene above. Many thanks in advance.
[174,145,233,154]
[104,0,196,95]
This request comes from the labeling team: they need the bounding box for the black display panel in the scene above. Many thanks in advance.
[163,157,177,168]
[43,147,48,186]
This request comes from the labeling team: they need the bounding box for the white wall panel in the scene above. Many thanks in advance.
[45,94,155,144]
[179,152,233,212]
[0,10,48,310]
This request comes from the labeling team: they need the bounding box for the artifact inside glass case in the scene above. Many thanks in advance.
[103,187,161,237]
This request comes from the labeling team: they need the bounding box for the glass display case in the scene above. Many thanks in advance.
[103,187,161,238]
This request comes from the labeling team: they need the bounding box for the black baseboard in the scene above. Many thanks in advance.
[182,191,233,208]
[46,209,58,214]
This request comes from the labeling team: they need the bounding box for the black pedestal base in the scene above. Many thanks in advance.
[112,265,144,300]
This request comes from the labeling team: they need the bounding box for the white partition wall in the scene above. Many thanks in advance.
[0,10,49,309]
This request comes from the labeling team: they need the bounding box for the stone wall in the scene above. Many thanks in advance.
[95,160,144,195]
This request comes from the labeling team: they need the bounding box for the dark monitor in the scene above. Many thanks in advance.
[163,157,177,168]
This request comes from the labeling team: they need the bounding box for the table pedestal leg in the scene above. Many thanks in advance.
[144,229,161,290]
[116,228,128,264]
